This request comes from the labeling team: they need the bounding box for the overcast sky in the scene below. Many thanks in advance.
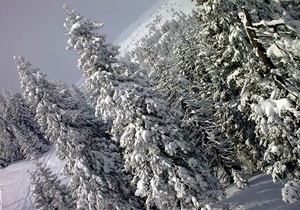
[0,0,157,91]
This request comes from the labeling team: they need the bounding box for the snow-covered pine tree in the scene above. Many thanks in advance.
[15,57,60,114]
[193,0,264,177]
[65,6,225,209]
[15,56,70,151]
[30,161,74,210]
[2,90,49,159]
[0,89,48,165]
[237,0,300,201]
[16,57,142,209]
[0,112,23,165]
[129,10,246,186]
[60,106,143,209]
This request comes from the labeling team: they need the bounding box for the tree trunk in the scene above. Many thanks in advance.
[242,7,276,72]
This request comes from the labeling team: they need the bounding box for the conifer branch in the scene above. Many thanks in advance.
[241,7,300,99]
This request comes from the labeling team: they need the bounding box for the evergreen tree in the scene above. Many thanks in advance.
[195,0,300,201]
[15,57,69,144]
[130,10,246,185]
[30,161,74,210]
[16,57,59,113]
[2,90,49,159]
[0,114,23,164]
[0,89,48,164]
[282,180,300,204]
[65,6,225,209]
[16,57,142,209]
[193,0,264,177]
[237,0,300,199]
[61,108,142,209]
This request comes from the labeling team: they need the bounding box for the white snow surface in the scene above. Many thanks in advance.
[225,174,300,209]
[0,147,64,210]
[253,18,285,27]
[251,98,292,118]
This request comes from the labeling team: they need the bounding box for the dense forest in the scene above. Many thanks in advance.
[0,0,299,209]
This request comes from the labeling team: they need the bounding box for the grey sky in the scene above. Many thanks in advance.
[0,0,157,91]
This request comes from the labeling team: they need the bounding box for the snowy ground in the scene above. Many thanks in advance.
[225,174,300,210]
[1,147,300,210]
[0,159,34,210]
[0,147,64,210]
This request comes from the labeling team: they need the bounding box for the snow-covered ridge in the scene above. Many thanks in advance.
[114,0,196,56]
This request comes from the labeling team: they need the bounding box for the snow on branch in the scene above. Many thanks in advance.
[252,18,299,36]
[240,7,300,99]
[253,19,285,29]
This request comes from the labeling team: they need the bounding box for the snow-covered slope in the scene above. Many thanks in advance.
[0,160,34,210]
[225,174,300,209]
[0,147,64,210]
[114,0,196,56]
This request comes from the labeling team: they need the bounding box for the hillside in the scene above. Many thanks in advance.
[115,0,196,55]
[76,0,196,88]
[0,147,63,210]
